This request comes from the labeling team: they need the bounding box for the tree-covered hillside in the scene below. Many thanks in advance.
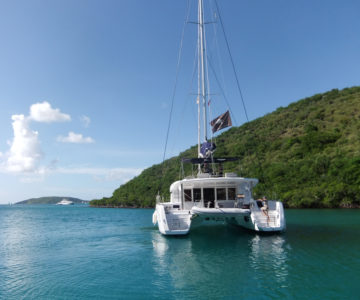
[16,197,87,205]
[91,87,360,208]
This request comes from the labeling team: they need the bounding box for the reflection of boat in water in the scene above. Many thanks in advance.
[151,229,289,295]
[249,235,289,285]
[56,199,74,205]
[152,0,286,235]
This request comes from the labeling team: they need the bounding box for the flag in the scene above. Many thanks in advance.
[210,110,232,133]
[200,141,216,158]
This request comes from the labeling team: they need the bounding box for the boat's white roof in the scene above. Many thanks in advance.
[170,175,258,190]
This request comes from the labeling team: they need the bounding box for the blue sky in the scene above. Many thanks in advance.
[0,0,359,203]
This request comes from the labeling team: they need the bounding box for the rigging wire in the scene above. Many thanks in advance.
[213,0,266,187]
[210,0,228,108]
[162,0,250,181]
[214,0,249,123]
[206,56,238,125]
[162,0,191,164]
[168,43,199,158]
[207,0,234,127]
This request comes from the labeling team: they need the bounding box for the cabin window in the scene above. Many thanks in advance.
[216,188,226,201]
[193,188,201,202]
[228,188,236,200]
[184,189,192,202]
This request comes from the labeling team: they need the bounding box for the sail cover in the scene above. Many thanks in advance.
[210,110,232,133]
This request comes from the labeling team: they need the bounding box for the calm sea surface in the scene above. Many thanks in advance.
[0,205,359,299]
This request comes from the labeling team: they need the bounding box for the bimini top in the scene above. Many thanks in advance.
[170,176,259,191]
[181,157,239,164]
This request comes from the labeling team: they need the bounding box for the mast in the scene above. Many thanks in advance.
[198,0,208,157]
[197,0,201,158]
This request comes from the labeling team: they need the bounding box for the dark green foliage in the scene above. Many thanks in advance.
[90,86,360,208]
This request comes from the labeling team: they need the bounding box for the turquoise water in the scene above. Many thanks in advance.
[1,206,359,299]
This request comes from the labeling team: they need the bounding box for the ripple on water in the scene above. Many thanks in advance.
[0,206,359,299]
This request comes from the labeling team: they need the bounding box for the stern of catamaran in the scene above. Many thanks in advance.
[153,166,285,235]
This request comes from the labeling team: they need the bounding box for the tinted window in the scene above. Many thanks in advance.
[204,188,215,208]
[216,188,226,200]
[228,188,236,200]
[184,189,192,202]
[204,188,215,201]
[193,188,201,201]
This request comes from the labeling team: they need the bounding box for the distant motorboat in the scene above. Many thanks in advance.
[56,199,74,205]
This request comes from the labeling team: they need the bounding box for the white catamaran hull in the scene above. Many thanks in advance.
[153,199,286,235]
[154,204,192,235]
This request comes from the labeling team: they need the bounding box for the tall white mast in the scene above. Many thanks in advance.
[198,0,208,157]
[197,0,201,158]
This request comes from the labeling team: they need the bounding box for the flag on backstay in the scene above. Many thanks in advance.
[210,110,232,133]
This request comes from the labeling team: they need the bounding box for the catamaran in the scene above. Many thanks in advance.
[152,0,286,235]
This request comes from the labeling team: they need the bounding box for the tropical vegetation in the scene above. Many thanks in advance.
[90,87,360,208]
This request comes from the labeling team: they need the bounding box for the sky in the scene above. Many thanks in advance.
[0,0,359,204]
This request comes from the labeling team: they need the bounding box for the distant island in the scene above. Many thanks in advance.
[90,87,360,209]
[16,197,88,205]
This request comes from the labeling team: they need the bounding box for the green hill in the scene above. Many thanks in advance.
[16,197,88,205]
[90,87,360,208]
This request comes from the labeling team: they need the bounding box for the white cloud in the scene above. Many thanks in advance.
[57,132,94,144]
[80,115,91,128]
[29,101,71,123]
[1,101,71,174]
[6,114,43,173]
[0,102,97,177]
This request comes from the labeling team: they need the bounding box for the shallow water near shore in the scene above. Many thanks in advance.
[1,205,359,299]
